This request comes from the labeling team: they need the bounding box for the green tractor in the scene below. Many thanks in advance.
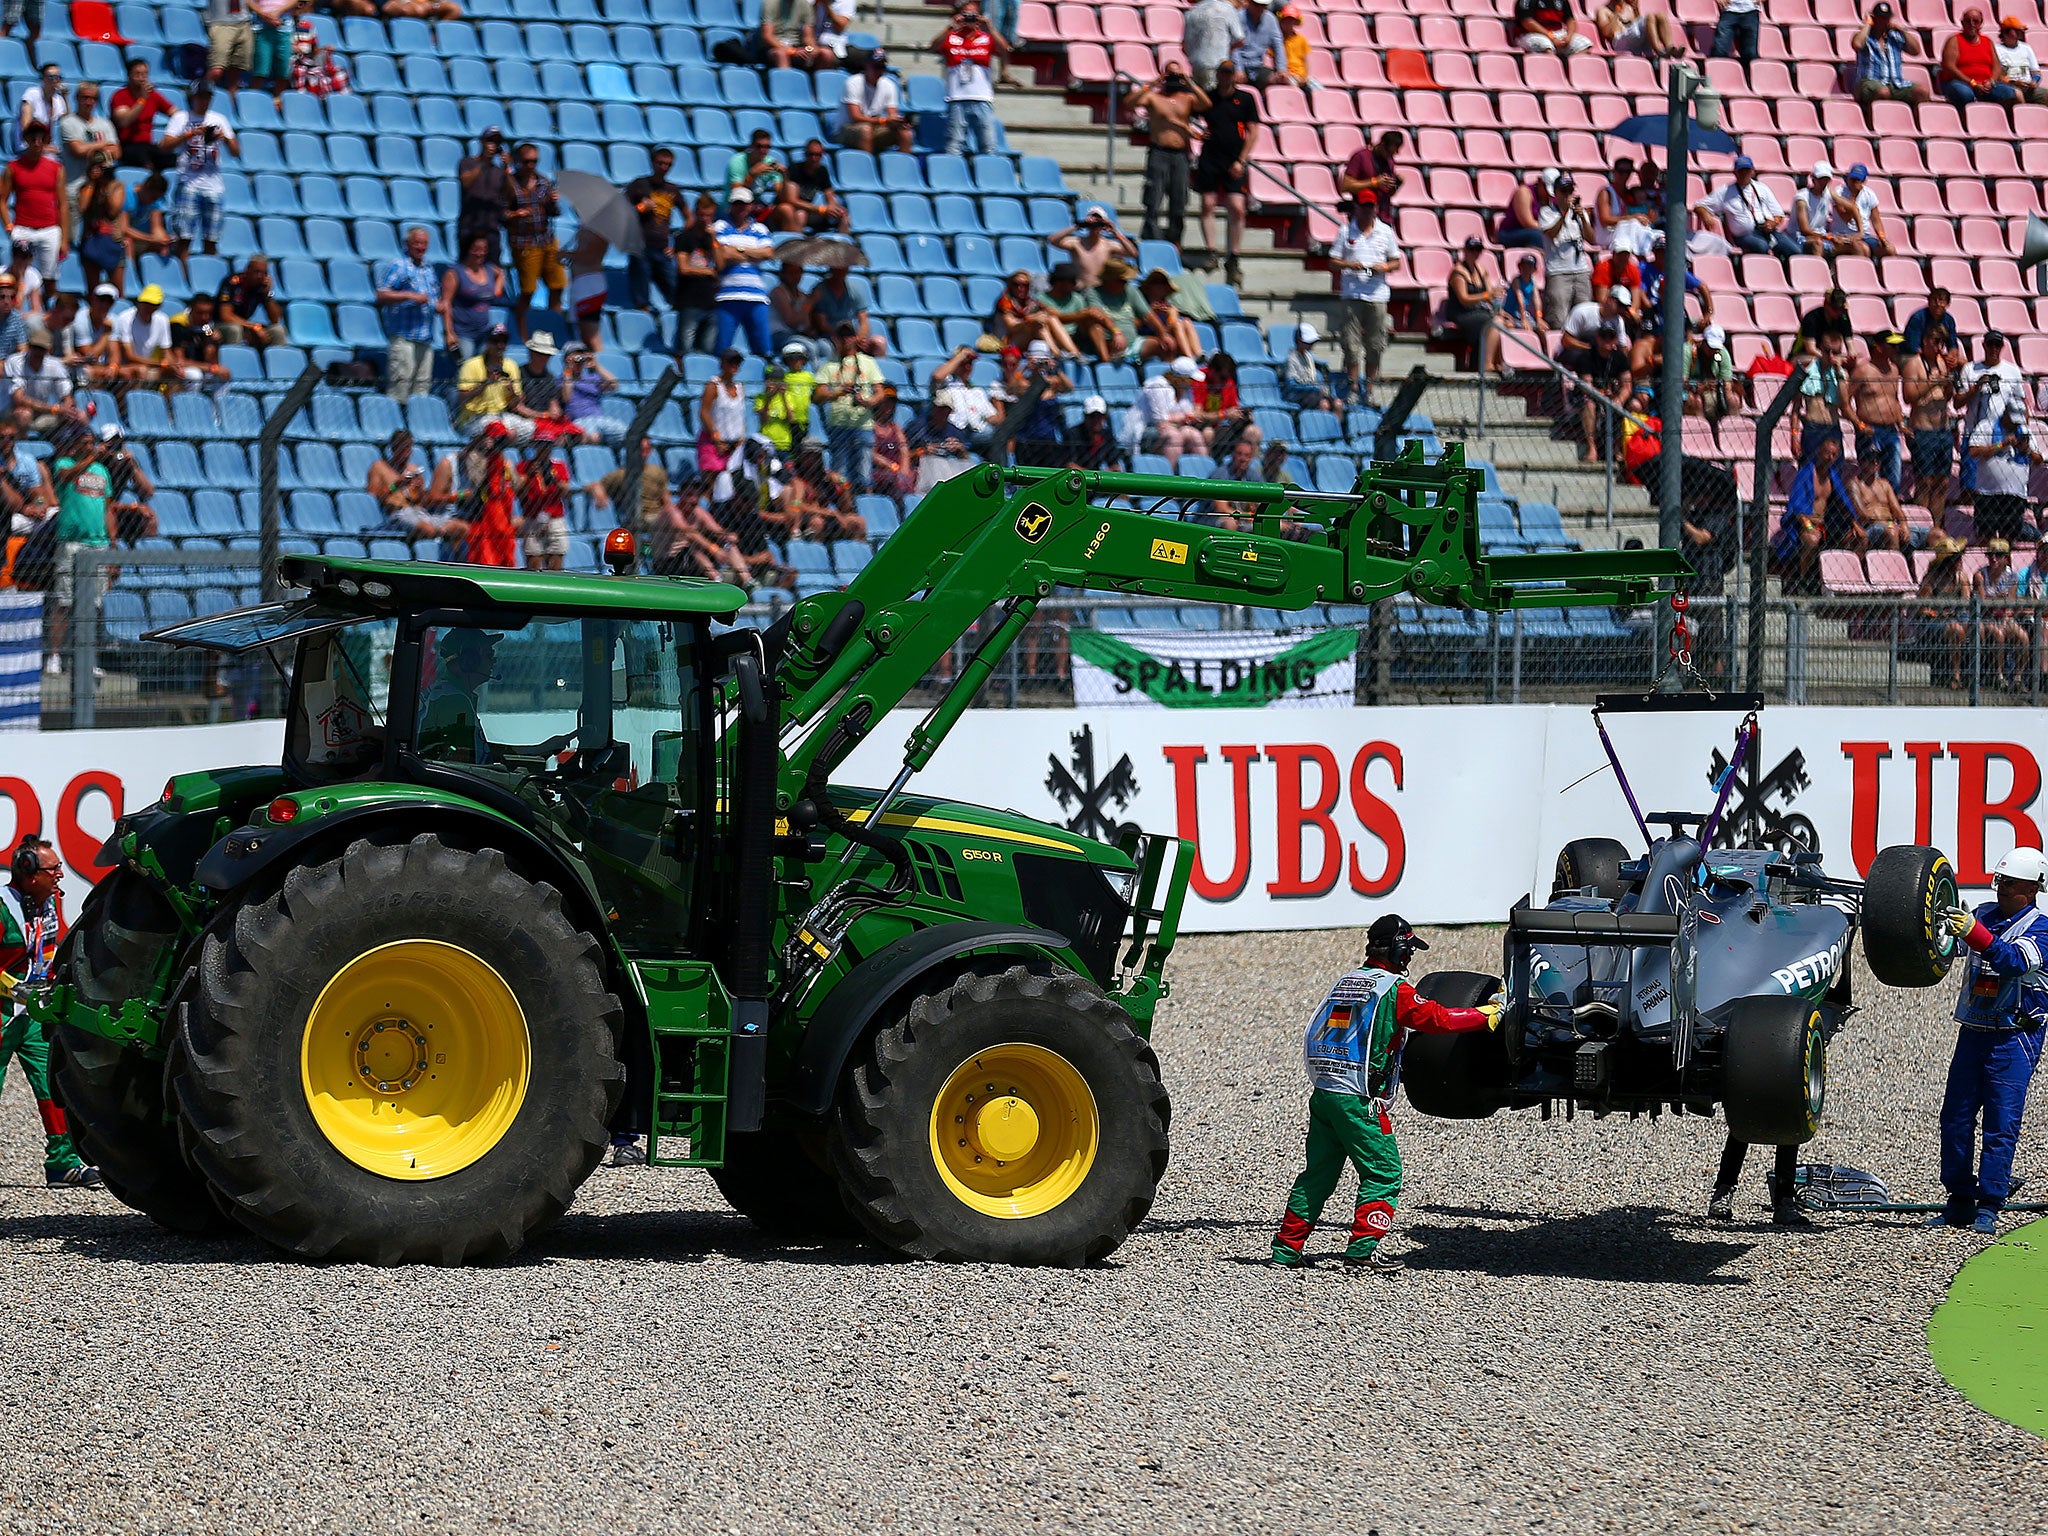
[35,452,1681,1265]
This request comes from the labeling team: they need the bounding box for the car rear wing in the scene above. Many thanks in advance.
[1504,897,1704,1076]
[1508,908,1680,941]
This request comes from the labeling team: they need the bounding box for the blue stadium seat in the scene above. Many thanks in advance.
[335,305,386,349]
[451,59,497,99]
[1206,283,1244,318]
[366,539,415,562]
[1026,199,1070,237]
[632,63,680,102]
[919,276,970,316]
[925,155,972,194]
[901,234,949,273]
[608,143,653,182]
[295,444,354,492]
[889,194,938,234]
[613,24,661,64]
[340,16,390,54]
[881,155,927,193]
[115,6,162,44]
[289,491,344,534]
[952,236,1000,278]
[894,317,943,358]
[421,137,463,179]
[252,174,303,217]
[357,395,404,444]
[495,58,543,98]
[996,237,1045,276]
[375,139,425,179]
[285,301,342,347]
[345,178,394,220]
[528,22,576,62]
[122,391,173,439]
[405,394,460,445]
[327,136,376,176]
[677,65,722,106]
[265,346,312,382]
[971,156,1020,194]
[338,492,385,532]
[938,318,981,352]
[238,132,284,174]
[221,396,266,438]
[571,22,616,61]
[437,20,484,56]
[280,93,327,134]
[281,133,331,174]
[834,149,880,193]
[979,198,1028,236]
[327,262,376,304]
[298,176,347,219]
[480,20,526,57]
[154,442,206,489]
[561,142,606,176]
[218,344,264,382]
[417,98,466,138]
[353,55,404,94]
[541,60,593,99]
[1020,157,1071,196]
[170,394,223,441]
[1136,241,1182,275]
[390,179,440,224]
[311,392,361,442]
[601,102,650,142]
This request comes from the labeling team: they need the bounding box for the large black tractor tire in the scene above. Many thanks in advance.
[1402,970,1510,1119]
[172,835,625,1265]
[711,1122,861,1238]
[48,872,225,1236]
[827,964,1170,1266]
[1552,837,1632,900]
[1721,994,1826,1146]
[1861,844,1961,989]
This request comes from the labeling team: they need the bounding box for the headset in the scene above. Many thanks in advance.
[10,833,43,884]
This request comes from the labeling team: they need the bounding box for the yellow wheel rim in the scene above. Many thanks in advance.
[929,1042,1098,1219]
[300,939,530,1181]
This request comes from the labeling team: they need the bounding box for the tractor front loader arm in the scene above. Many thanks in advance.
[771,445,1686,802]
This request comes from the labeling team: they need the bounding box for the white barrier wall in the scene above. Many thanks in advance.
[8,709,2045,932]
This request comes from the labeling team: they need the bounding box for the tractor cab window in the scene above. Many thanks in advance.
[413,616,701,952]
[286,620,398,783]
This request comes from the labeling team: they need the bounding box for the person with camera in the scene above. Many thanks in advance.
[1969,401,2043,544]
[367,428,467,545]
[933,3,1009,158]
[1126,65,1207,249]
[1,837,101,1188]
[161,81,238,272]
[1048,205,1139,290]
[1192,59,1261,288]
[1328,192,1400,406]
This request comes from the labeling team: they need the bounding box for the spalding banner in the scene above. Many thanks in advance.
[8,707,2048,933]
[1069,627,1359,708]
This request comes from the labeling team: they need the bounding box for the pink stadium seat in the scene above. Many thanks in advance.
[1925,142,1973,178]
[2020,337,2048,374]
[1399,208,1446,248]
[1790,25,1834,62]
[1846,296,1892,332]
[1743,257,1795,295]
[1750,61,1796,99]
[1881,256,1926,292]
[1897,180,1947,218]
[1980,258,2029,296]
[1403,90,1452,127]
[1521,53,1568,92]
[1787,255,1832,293]
[1309,50,1346,87]
[1067,44,1111,82]
[1977,140,2023,178]
[1017,2,1055,39]
[1412,126,1461,164]
[1475,168,1518,206]
[1588,94,1631,130]
[1812,0,1862,19]
[1429,168,1481,207]
[1754,294,1803,334]
[1326,125,1367,162]
[2016,103,2048,140]
[1541,91,1592,130]
[1785,135,1828,173]
[1566,53,1614,92]
[1720,417,1759,461]
[1902,0,1950,31]
[1556,131,1605,171]
[1743,138,1791,173]
[1613,56,1659,92]
[1339,50,1388,87]
[1730,334,1772,370]
[1057,3,1103,40]
[1476,53,1522,91]
[1431,51,1479,89]
[1777,97,1823,136]
[1910,550,1937,584]
[1757,21,1794,58]
[1994,181,2042,218]
[1833,138,1879,174]
[1374,14,1421,48]
[1356,89,1401,123]
[1944,296,1987,333]
[1911,216,1965,253]
[1320,88,1364,124]
[1702,56,1746,95]
[1110,43,1155,78]
[1986,297,2033,335]
[1918,102,1965,139]
[1328,14,1373,48]
[1878,139,1926,178]
[1865,551,1916,593]
[1418,16,1461,49]
[1408,246,1453,288]
[1695,253,1738,289]
[1821,551,1873,595]
[1726,99,1775,137]
[1273,124,1322,163]
[1294,163,1340,207]
[1264,84,1313,123]
[1834,256,1881,294]
[1945,180,1994,216]
[1142,8,1179,42]
[1098,6,1144,42]
[1445,209,1489,245]
[1464,130,1517,169]
[1794,62,1844,96]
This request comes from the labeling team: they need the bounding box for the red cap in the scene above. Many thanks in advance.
[1357,190,1378,204]
[483,421,510,440]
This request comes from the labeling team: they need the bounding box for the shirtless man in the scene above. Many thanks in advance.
[1847,442,1909,550]
[1049,203,1142,290]
[1795,335,1848,463]
[1900,326,1960,521]
[366,429,470,543]
[1126,60,1207,247]
[1845,330,1906,490]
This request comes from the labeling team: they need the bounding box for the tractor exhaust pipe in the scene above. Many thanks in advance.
[727,652,777,1135]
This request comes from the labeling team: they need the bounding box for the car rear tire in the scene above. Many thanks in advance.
[1862,844,1960,989]
[1553,838,1631,900]
[1401,970,1509,1119]
[1721,994,1826,1146]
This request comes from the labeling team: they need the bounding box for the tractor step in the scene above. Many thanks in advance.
[638,961,733,1168]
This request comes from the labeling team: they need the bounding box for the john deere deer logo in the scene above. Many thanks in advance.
[1015,507,1052,544]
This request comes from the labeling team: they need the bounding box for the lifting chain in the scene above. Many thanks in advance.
[1653,587,1715,695]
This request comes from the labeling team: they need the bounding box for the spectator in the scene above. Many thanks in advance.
[1836,165,1895,260]
[1797,288,1855,354]
[1338,130,1404,214]
[1696,155,1799,257]
[1901,325,1960,520]
[1515,0,1593,55]
[290,32,350,99]
[979,0,1023,89]
[1794,161,1859,257]
[993,269,1082,356]
[1916,535,1971,687]
[1687,324,1742,420]
[1003,340,1074,467]
[657,478,752,584]
[109,61,172,173]
[1138,356,1211,469]
[1128,66,1205,249]
[1042,262,1125,363]
[672,192,721,357]
[1940,9,2017,105]
[1788,337,1848,460]
[1281,321,1333,410]
[587,436,670,538]
[122,170,173,274]
[1590,247,1640,305]
[1182,0,1243,90]
[1634,232,1710,353]
[1133,266,1200,362]
[1969,402,2041,543]
[1085,259,1144,355]
[1049,206,1140,288]
[202,0,253,98]
[1994,16,2048,104]
[453,324,533,441]
[1538,173,1593,325]
[725,129,786,207]
[1711,0,1761,62]
[65,284,124,389]
[458,425,519,567]
[1206,436,1265,529]
[711,187,775,356]
[1559,285,1632,370]
[1597,0,1685,58]
[833,50,904,153]
[328,0,461,18]
[624,146,682,313]
[928,345,1003,456]
[1,122,65,288]
[0,418,52,543]
[44,422,115,670]
[784,441,864,542]
[74,159,125,295]
[1847,443,1910,550]
[1774,435,1860,590]
[1497,170,1553,251]
[517,441,570,571]
[504,143,564,341]
[1499,253,1547,360]
[0,0,40,59]
[169,292,231,392]
[457,129,510,263]
[1277,6,1311,86]
[1573,325,1632,462]
[1902,286,1958,356]
[767,258,811,356]
[808,265,882,358]
[249,0,295,102]
[1854,4,1930,105]
[778,139,849,235]
[163,82,237,271]
[870,388,915,497]
[699,347,749,477]
[1329,193,1399,404]
[559,346,622,446]
[377,225,440,402]
[367,429,468,544]
[1067,394,1128,471]
[1973,538,2030,686]
[57,83,116,199]
[1595,156,1654,258]
[1193,60,1261,288]
[1959,330,2025,509]
[934,5,1006,157]
[815,321,885,490]
[1447,238,1505,373]
[5,324,81,435]
[778,338,819,431]
[515,331,571,440]
[755,0,831,70]
[109,282,171,386]
[1232,0,1283,87]
[439,234,503,361]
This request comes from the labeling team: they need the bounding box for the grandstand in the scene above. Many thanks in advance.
[9,0,2047,714]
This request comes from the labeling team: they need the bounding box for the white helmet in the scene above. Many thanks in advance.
[1993,846,2048,884]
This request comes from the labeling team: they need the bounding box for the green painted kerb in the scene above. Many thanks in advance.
[1928,1217,2048,1436]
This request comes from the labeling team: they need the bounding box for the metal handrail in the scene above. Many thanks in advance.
[1105,70,1143,185]
[1478,315,1655,530]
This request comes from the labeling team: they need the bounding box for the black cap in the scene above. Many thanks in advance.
[1366,914,1427,955]
[1985,329,2008,345]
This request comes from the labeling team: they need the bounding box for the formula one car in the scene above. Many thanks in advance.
[1405,696,1959,1145]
